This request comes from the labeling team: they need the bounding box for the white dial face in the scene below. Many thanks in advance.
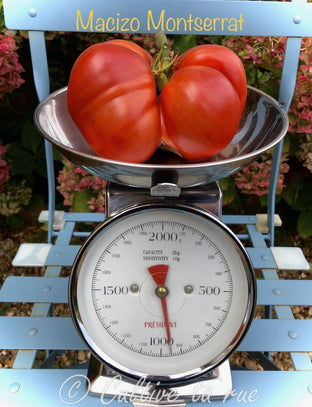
[72,207,254,382]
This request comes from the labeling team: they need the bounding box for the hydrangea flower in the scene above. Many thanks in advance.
[288,38,312,136]
[57,159,107,212]
[297,134,312,173]
[0,180,31,216]
[234,153,289,197]
[0,34,25,98]
[223,36,285,71]
[223,36,312,196]
[0,145,10,191]
[286,38,312,172]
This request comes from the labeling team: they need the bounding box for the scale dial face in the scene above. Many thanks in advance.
[70,204,255,384]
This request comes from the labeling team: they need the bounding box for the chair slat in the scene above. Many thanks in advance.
[0,317,311,352]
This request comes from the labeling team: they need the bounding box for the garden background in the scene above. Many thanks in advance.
[0,0,312,370]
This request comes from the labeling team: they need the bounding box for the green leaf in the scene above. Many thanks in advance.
[282,178,303,207]
[21,121,42,154]
[259,195,268,207]
[35,143,48,178]
[9,144,35,175]
[220,178,238,206]
[286,133,302,157]
[172,35,197,54]
[72,189,93,212]
[5,214,23,228]
[53,146,62,161]
[28,193,45,211]
[293,185,312,211]
[245,66,257,86]
[219,178,230,190]
[297,209,312,238]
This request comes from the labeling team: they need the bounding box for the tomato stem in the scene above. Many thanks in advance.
[153,32,177,94]
[155,72,168,93]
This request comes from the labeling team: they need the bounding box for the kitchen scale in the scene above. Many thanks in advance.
[35,85,288,405]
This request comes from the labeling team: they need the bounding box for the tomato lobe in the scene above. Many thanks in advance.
[68,43,161,163]
[160,66,242,161]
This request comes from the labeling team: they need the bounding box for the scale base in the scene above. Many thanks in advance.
[87,355,233,405]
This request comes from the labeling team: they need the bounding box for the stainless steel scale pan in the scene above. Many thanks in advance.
[35,86,288,188]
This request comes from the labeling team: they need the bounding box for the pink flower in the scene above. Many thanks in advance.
[296,133,312,172]
[223,35,286,71]
[57,159,107,212]
[88,194,105,213]
[0,146,10,192]
[73,166,88,175]
[224,36,312,177]
[91,176,106,190]
[0,34,25,98]
[234,153,289,197]
[78,178,91,190]
[287,38,312,140]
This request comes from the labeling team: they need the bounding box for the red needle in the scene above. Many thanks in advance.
[147,264,172,354]
[148,264,168,286]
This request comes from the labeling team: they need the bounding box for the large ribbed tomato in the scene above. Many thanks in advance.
[159,44,247,160]
[67,40,161,163]
[67,40,247,163]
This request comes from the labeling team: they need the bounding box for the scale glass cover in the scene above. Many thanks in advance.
[70,203,256,383]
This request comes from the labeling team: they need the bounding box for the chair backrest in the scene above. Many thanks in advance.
[3,0,312,244]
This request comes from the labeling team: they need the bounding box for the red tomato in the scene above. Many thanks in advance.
[160,66,242,160]
[67,41,246,163]
[67,41,160,163]
[102,39,154,66]
[159,44,246,161]
[172,44,247,113]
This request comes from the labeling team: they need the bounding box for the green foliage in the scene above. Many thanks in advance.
[72,189,94,213]
[295,185,312,239]
[219,178,240,208]
[279,174,312,237]
[8,121,46,178]
[172,35,197,54]
[298,209,312,239]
